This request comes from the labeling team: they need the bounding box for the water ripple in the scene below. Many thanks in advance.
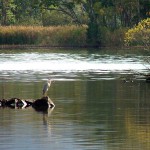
[0,52,149,82]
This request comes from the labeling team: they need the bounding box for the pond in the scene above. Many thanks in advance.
[0,48,150,150]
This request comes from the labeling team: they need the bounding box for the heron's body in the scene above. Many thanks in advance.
[42,79,52,96]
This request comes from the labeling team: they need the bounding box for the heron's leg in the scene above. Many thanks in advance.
[43,91,46,97]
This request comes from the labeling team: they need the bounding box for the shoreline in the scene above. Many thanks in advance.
[0,44,96,50]
[0,45,149,51]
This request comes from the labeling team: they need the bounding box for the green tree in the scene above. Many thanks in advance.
[0,0,16,25]
[40,0,82,24]
[40,0,102,47]
[13,0,42,25]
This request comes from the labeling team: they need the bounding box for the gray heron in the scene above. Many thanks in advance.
[42,79,53,96]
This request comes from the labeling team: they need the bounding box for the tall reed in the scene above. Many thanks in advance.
[0,26,87,46]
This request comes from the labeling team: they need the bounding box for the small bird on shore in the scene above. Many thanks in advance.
[42,79,53,96]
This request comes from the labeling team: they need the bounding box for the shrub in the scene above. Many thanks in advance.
[100,27,127,47]
[124,18,150,47]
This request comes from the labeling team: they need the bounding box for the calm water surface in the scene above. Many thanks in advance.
[0,49,150,150]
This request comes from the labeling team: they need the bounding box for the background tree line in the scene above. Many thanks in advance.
[0,0,149,47]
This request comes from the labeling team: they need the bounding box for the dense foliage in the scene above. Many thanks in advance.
[0,0,149,47]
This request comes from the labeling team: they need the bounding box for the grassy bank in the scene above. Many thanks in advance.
[0,25,126,47]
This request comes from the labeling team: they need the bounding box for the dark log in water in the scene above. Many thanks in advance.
[0,96,55,110]
[0,98,33,108]
[32,96,55,111]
